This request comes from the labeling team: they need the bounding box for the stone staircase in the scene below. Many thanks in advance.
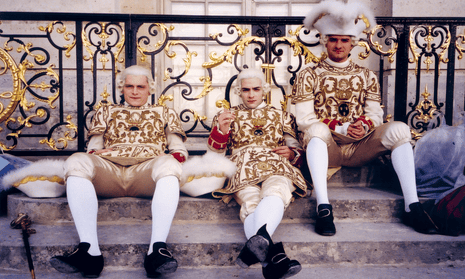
[1,163,465,278]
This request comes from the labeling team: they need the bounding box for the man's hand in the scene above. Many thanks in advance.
[272,146,294,161]
[217,109,235,134]
[347,120,366,139]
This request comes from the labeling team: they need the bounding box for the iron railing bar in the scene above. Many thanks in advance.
[75,20,85,152]
[393,23,410,122]
[446,24,457,126]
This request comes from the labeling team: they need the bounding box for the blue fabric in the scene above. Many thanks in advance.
[0,154,32,189]
[414,119,465,201]
[0,154,32,215]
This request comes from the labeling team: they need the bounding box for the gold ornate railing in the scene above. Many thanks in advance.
[0,12,464,155]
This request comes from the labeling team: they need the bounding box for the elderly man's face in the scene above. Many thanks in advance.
[123,75,150,107]
[240,77,264,109]
[326,35,354,63]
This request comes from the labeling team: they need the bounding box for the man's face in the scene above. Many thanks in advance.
[240,77,264,109]
[326,35,354,63]
[123,75,150,107]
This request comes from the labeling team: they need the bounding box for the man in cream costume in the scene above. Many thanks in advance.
[50,65,188,278]
[291,0,437,236]
[208,69,308,279]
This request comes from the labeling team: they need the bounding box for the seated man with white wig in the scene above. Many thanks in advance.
[292,0,437,236]
[208,68,309,279]
[50,65,188,278]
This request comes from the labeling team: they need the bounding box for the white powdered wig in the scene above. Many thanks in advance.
[180,151,236,197]
[233,68,271,96]
[116,65,156,95]
[303,0,376,38]
[1,159,66,198]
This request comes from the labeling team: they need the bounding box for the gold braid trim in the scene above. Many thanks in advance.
[208,136,228,150]
[364,115,375,129]
[185,173,228,183]
[13,175,65,187]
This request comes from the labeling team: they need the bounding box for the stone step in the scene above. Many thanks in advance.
[1,216,464,274]
[2,264,465,279]
[7,187,407,225]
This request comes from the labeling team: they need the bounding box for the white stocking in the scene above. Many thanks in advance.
[243,196,284,239]
[391,142,419,212]
[148,175,180,254]
[244,213,256,239]
[253,196,284,237]
[307,138,330,209]
[66,176,101,256]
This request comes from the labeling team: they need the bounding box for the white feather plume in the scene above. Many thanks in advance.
[303,0,376,37]
[1,159,65,190]
[180,151,236,186]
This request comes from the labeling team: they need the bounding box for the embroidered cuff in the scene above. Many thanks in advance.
[322,118,342,130]
[356,116,374,130]
[172,152,186,163]
[208,126,229,150]
[334,122,350,136]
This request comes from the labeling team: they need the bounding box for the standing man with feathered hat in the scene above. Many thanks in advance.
[292,0,438,236]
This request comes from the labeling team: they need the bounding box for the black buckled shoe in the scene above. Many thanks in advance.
[144,242,178,278]
[315,204,336,236]
[236,224,273,268]
[49,242,104,278]
[403,202,438,234]
[262,242,302,279]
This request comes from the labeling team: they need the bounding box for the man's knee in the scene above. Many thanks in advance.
[261,176,294,208]
[302,122,332,148]
[64,153,95,180]
[235,186,261,222]
[239,198,260,222]
[151,155,183,183]
[380,121,411,150]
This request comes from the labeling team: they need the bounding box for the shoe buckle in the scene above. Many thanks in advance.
[422,208,439,231]
[318,208,331,218]
[64,246,81,257]
[158,248,173,258]
[271,253,287,264]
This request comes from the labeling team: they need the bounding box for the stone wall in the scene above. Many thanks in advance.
[0,0,161,13]
[1,0,464,17]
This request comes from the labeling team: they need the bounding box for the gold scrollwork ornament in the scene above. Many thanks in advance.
[409,26,450,74]
[202,35,263,69]
[157,94,174,107]
[39,115,77,150]
[82,22,125,73]
[279,26,321,64]
[94,85,112,110]
[456,29,465,60]
[138,23,175,62]
[163,41,198,81]
[210,24,249,40]
[358,25,398,63]
[0,48,23,123]
[215,100,231,110]
[414,85,438,122]
[39,21,76,58]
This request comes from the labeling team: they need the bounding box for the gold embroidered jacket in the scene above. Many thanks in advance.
[87,104,187,164]
[291,59,384,132]
[208,104,308,198]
